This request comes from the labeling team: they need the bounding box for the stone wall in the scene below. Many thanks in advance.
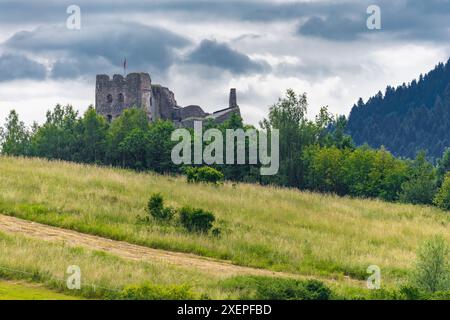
[150,85,178,121]
[95,73,152,121]
[95,73,241,127]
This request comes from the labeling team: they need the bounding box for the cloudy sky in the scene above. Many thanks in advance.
[1,0,450,126]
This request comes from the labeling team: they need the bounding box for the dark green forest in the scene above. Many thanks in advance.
[348,58,450,159]
[1,89,450,211]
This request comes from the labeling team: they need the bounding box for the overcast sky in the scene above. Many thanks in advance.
[1,0,450,126]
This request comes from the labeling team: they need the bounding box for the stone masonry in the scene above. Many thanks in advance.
[95,73,241,127]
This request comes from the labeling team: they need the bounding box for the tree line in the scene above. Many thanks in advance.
[1,89,450,210]
[347,58,450,159]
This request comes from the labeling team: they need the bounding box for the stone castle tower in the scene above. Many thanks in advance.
[96,73,152,122]
[95,72,240,127]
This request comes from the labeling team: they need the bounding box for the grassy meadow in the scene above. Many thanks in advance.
[0,230,248,299]
[0,156,449,290]
[0,280,80,300]
[0,230,366,299]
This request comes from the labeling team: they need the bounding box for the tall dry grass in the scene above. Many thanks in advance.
[0,156,448,284]
[0,231,236,299]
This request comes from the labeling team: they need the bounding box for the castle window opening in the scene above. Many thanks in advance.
[118,93,124,103]
[107,94,113,103]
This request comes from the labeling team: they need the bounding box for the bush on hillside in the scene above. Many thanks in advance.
[113,282,196,300]
[399,152,437,205]
[369,285,450,300]
[185,166,224,184]
[412,236,450,293]
[221,276,332,300]
[185,167,196,183]
[434,173,450,210]
[146,193,174,222]
[179,206,215,233]
[211,227,222,238]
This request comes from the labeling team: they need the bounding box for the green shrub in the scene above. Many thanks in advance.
[211,227,222,238]
[185,166,197,183]
[368,285,438,300]
[413,236,450,293]
[146,193,174,222]
[399,151,437,205]
[179,206,215,233]
[364,285,450,300]
[434,173,450,210]
[185,166,224,184]
[367,288,404,300]
[398,285,425,300]
[256,278,331,300]
[429,291,450,300]
[113,282,196,300]
[197,166,224,184]
[221,276,332,300]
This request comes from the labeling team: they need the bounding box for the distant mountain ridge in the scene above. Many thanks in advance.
[347,59,450,159]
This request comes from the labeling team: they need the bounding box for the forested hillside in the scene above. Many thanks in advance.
[347,59,450,159]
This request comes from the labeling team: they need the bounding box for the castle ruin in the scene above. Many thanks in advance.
[95,73,241,127]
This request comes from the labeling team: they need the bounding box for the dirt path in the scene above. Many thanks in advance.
[0,214,295,278]
[0,214,364,286]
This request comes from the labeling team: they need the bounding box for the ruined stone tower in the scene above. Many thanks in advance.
[95,72,240,127]
[229,88,238,109]
[95,73,152,122]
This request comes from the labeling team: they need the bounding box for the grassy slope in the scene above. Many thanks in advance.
[0,280,80,300]
[0,231,245,299]
[0,156,448,286]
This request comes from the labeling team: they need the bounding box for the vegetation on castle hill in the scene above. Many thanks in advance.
[0,89,449,299]
[1,90,450,211]
[0,156,448,290]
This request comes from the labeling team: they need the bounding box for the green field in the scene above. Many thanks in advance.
[0,156,449,298]
[0,230,257,299]
[0,280,80,300]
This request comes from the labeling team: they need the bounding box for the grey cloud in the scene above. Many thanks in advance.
[2,0,450,43]
[0,53,46,81]
[50,56,112,79]
[185,39,269,75]
[3,22,191,79]
[274,60,365,81]
[0,0,65,24]
[296,0,450,42]
[0,0,354,23]
[298,15,367,41]
[379,0,450,41]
